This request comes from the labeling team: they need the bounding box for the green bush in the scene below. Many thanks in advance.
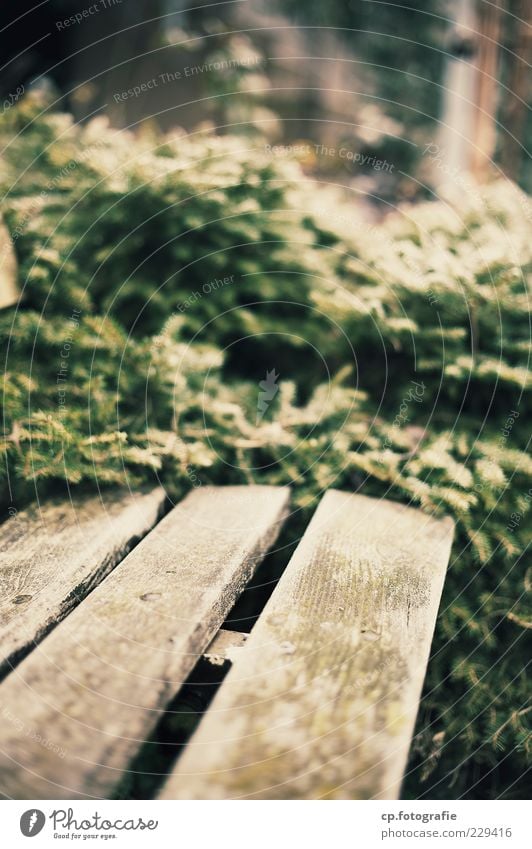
[1,95,530,797]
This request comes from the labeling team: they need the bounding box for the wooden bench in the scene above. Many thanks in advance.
[0,486,454,800]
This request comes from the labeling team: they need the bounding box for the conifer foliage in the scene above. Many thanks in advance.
[1,95,530,797]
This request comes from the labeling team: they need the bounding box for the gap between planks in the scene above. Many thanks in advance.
[0,488,167,681]
[203,629,249,666]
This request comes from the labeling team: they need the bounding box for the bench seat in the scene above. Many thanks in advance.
[0,486,453,800]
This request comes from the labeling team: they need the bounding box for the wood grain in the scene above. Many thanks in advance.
[0,485,289,799]
[160,490,454,800]
[0,488,167,680]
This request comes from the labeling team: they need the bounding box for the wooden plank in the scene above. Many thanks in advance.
[0,487,167,680]
[0,485,289,799]
[203,629,249,666]
[160,490,455,800]
[0,217,20,310]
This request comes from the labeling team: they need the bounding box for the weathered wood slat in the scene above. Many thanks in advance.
[160,490,454,800]
[0,488,167,680]
[0,216,19,310]
[0,485,289,799]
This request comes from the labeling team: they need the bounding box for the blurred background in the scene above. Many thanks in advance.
[1,0,530,207]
